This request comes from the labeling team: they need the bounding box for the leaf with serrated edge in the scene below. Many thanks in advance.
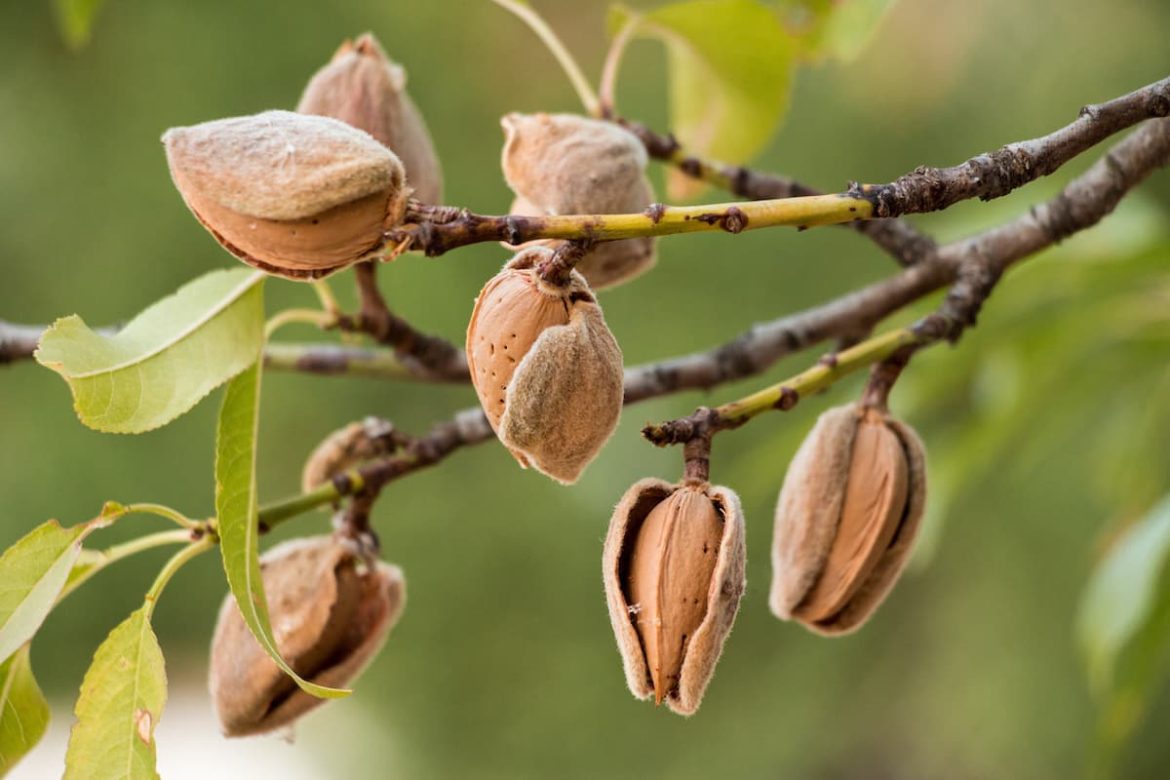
[215,361,348,700]
[0,645,50,777]
[610,0,795,200]
[63,607,165,780]
[35,268,265,434]
[0,519,108,666]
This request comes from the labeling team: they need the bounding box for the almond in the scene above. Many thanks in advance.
[163,110,407,280]
[466,247,623,484]
[603,479,746,715]
[769,404,927,635]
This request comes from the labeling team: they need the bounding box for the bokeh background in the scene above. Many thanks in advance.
[2,1,1169,777]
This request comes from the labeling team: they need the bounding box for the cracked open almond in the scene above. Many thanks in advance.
[769,403,927,635]
[209,536,405,736]
[163,110,407,280]
[297,32,442,204]
[465,246,623,484]
[501,112,657,289]
[603,479,746,715]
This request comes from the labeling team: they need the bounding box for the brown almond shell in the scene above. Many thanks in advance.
[209,537,405,736]
[603,480,746,716]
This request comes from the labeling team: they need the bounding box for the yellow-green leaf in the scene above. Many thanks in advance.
[0,646,50,777]
[0,519,107,665]
[64,606,165,780]
[35,269,265,434]
[774,0,894,63]
[215,361,348,701]
[610,0,795,200]
[52,0,107,50]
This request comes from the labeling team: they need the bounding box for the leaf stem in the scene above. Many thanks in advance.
[491,0,601,116]
[119,503,200,531]
[599,14,639,117]
[143,537,215,617]
[265,308,335,339]
[57,529,194,603]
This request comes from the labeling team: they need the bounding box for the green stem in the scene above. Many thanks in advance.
[119,503,199,530]
[715,326,924,427]
[265,308,334,339]
[491,0,601,116]
[58,528,193,603]
[599,14,639,116]
[143,537,215,617]
[256,475,361,532]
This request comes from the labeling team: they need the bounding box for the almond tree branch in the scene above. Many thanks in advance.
[612,115,940,268]
[199,115,1170,530]
[643,116,1170,445]
[331,261,469,381]
[393,75,1168,258]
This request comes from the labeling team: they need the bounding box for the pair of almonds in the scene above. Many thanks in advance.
[771,403,927,634]
[209,536,405,736]
[164,33,440,280]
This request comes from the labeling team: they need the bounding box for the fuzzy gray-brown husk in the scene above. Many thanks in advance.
[209,536,405,736]
[500,113,657,289]
[768,404,860,620]
[163,110,404,220]
[603,480,747,715]
[297,33,442,203]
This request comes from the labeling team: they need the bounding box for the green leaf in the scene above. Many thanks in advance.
[774,0,894,62]
[0,646,50,777]
[0,519,107,666]
[1078,496,1170,695]
[35,269,265,434]
[52,0,107,50]
[64,606,165,780]
[610,0,795,200]
[215,361,348,701]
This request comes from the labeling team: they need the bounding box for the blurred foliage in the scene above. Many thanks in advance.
[2,0,1170,777]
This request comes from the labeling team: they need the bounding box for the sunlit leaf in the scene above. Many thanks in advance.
[63,606,165,780]
[52,0,107,50]
[774,0,894,62]
[610,0,795,200]
[0,519,108,666]
[0,646,50,777]
[36,269,265,434]
[214,361,347,701]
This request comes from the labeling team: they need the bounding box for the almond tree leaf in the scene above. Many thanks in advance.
[0,519,109,666]
[63,606,165,780]
[52,0,107,50]
[35,268,265,434]
[214,361,348,701]
[774,0,894,63]
[0,645,50,778]
[1077,495,1170,760]
[610,0,795,200]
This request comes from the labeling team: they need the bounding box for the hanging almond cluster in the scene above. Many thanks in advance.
[603,478,746,715]
[466,246,624,483]
[209,536,405,736]
[769,403,927,635]
[163,110,408,280]
[501,113,657,289]
[297,32,443,204]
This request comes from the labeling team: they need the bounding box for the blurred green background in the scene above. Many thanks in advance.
[2,0,1170,777]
